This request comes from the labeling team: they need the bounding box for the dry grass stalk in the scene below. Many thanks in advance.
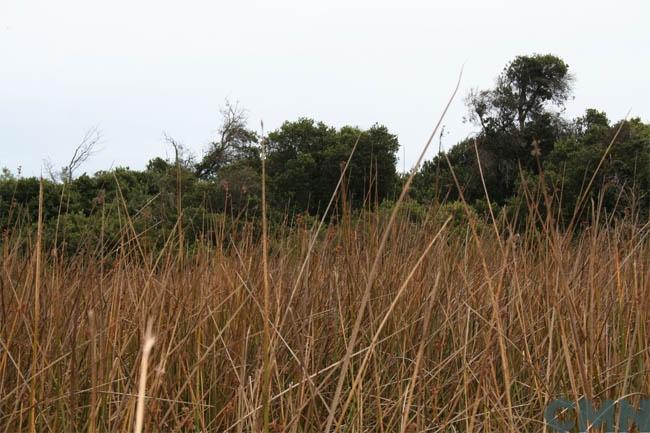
[134,320,156,433]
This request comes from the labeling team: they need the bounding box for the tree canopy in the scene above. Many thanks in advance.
[416,54,576,206]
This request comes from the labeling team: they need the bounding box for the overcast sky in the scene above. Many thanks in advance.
[1,0,648,177]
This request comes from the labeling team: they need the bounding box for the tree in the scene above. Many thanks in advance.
[413,55,574,207]
[466,54,572,177]
[196,100,259,179]
[0,168,15,181]
[414,54,573,206]
[467,54,572,137]
[265,119,399,214]
[411,138,488,206]
[544,111,650,223]
[265,119,338,214]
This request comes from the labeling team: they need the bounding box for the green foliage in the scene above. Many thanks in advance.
[266,119,399,214]
[2,54,649,248]
[410,54,650,229]
[0,117,401,253]
[435,201,487,237]
[417,54,574,208]
[0,176,63,227]
[467,54,572,136]
[379,198,429,224]
[412,139,491,205]
[544,115,650,223]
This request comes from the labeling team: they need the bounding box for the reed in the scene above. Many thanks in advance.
[2,93,649,432]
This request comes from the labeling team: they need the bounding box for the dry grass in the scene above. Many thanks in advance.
[2,86,649,431]
[1,196,650,432]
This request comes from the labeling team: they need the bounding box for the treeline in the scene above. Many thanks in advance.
[2,54,649,252]
[0,114,401,253]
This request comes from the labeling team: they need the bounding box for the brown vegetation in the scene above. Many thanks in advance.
[1,185,650,432]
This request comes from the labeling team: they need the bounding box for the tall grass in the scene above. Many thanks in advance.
[1,188,650,432]
[1,87,648,432]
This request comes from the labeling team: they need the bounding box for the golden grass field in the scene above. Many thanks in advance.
[2,188,650,432]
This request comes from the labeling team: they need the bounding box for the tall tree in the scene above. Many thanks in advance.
[467,54,572,137]
[473,54,572,200]
[414,54,573,206]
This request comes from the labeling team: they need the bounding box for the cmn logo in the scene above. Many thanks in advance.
[545,398,650,432]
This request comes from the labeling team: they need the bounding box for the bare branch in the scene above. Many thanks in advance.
[162,133,194,167]
[64,127,101,182]
[219,99,249,146]
[42,159,59,183]
[196,99,258,179]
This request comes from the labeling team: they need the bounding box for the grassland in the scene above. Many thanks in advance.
[2,90,650,432]
[1,184,650,432]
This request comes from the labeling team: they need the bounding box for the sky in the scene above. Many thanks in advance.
[1,0,648,177]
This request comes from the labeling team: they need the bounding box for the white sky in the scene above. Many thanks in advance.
[1,0,648,177]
